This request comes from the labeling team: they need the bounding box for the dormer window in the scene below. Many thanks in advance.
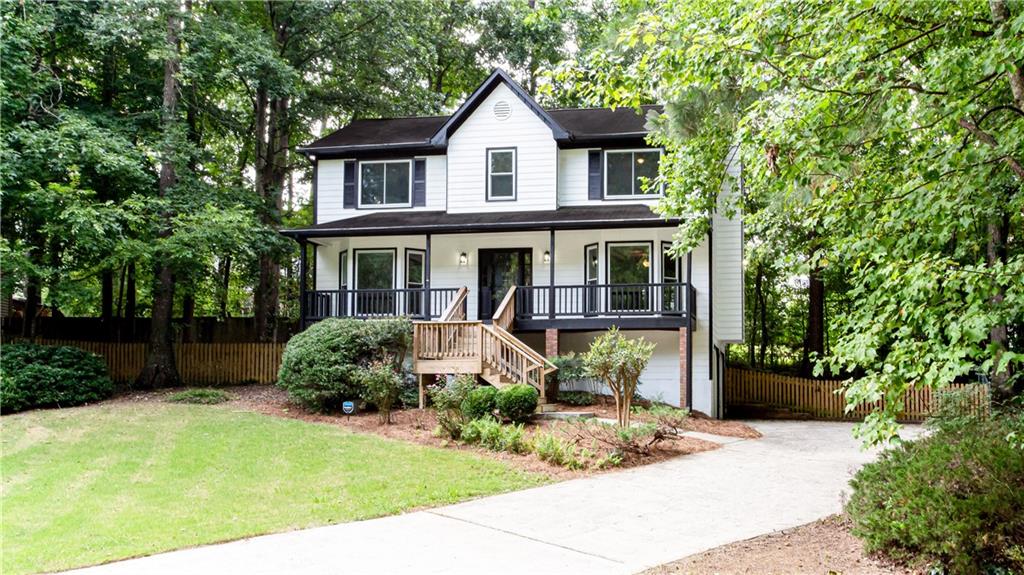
[359,160,412,208]
[605,150,661,198]
[486,148,516,201]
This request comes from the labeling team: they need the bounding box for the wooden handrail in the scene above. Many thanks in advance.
[440,286,469,320]
[489,324,557,374]
[492,286,516,330]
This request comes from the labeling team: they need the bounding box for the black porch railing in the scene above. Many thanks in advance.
[303,288,460,322]
[513,282,695,320]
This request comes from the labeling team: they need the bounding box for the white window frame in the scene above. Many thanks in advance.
[486,148,517,201]
[353,249,397,290]
[603,149,663,199]
[357,159,413,208]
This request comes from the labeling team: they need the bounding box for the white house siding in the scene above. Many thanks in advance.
[711,149,744,345]
[556,148,660,209]
[560,330,682,407]
[446,83,557,213]
[689,239,713,415]
[314,155,446,224]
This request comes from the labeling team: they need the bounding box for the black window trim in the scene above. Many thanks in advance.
[605,240,654,285]
[603,148,664,200]
[405,247,426,289]
[352,247,398,290]
[485,146,517,202]
[357,159,413,209]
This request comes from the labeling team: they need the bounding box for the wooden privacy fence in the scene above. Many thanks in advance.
[17,339,286,385]
[725,368,989,422]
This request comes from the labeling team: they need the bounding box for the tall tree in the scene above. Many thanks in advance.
[567,0,1024,442]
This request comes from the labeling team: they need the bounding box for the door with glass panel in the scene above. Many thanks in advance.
[405,250,425,317]
[661,242,682,314]
[354,249,396,316]
[607,243,652,313]
[478,248,532,319]
[584,244,599,315]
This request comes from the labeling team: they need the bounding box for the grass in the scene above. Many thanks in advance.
[165,388,231,404]
[1,402,547,574]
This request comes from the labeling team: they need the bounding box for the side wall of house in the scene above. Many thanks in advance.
[711,148,744,345]
[447,83,557,213]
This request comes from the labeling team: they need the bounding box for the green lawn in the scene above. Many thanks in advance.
[1,402,546,574]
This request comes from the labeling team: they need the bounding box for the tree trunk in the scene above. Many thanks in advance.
[218,256,231,320]
[801,268,825,377]
[101,270,114,322]
[125,262,136,320]
[987,213,1015,401]
[182,293,195,343]
[136,6,182,389]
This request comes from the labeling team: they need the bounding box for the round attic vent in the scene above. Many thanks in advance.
[493,100,512,121]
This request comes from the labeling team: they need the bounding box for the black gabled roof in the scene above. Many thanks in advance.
[282,204,678,239]
[298,69,661,156]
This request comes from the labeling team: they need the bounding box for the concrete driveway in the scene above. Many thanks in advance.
[66,421,908,575]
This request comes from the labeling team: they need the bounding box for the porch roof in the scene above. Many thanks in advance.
[281,205,681,239]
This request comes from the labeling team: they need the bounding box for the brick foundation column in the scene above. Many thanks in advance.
[544,328,559,357]
[679,327,690,409]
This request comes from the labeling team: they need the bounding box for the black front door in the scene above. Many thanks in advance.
[478,248,532,319]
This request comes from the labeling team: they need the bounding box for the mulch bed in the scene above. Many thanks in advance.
[642,515,917,575]
[548,396,763,439]
[112,385,748,478]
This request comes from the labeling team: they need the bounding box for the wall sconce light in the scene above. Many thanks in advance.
[459,252,468,266]
[642,257,650,268]
[543,250,551,264]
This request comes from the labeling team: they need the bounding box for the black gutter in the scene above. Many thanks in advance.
[280,217,682,239]
[686,249,693,410]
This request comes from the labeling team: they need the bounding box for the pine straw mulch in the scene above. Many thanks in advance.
[548,396,763,439]
[641,515,918,575]
[111,385,727,479]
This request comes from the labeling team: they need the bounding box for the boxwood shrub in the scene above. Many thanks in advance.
[846,409,1024,573]
[496,383,538,423]
[461,385,498,421]
[1,343,114,413]
[277,317,411,413]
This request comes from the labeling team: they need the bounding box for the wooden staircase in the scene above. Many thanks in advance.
[412,286,557,406]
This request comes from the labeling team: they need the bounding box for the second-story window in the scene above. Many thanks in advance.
[359,160,411,207]
[605,149,661,198]
[487,148,516,201]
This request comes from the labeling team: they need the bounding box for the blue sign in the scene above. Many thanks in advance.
[342,401,356,415]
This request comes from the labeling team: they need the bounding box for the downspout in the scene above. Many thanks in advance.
[686,250,693,409]
[708,227,715,417]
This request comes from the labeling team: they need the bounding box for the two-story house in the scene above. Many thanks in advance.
[283,69,743,417]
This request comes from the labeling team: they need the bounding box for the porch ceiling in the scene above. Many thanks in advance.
[281,205,681,239]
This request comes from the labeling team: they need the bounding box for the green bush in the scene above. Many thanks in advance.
[550,352,586,385]
[533,431,584,469]
[360,362,402,424]
[461,386,498,421]
[277,317,411,413]
[429,374,477,439]
[846,410,1024,573]
[633,403,689,431]
[460,418,529,454]
[0,343,114,413]
[496,384,538,423]
[166,388,230,404]
[559,391,595,406]
[398,373,421,409]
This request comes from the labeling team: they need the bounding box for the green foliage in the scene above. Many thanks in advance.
[0,344,114,413]
[460,418,529,454]
[276,318,411,413]
[166,389,230,405]
[569,0,1024,442]
[558,391,596,406]
[550,352,587,385]
[429,374,478,439]
[633,404,689,431]
[359,362,403,425]
[532,431,586,469]
[495,384,539,423]
[461,386,498,421]
[582,328,655,427]
[847,411,1024,573]
[532,424,625,470]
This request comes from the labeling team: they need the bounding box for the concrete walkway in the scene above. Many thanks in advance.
[66,421,907,575]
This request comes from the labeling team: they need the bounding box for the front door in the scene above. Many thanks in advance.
[478,248,532,319]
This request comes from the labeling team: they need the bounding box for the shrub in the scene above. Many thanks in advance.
[582,327,655,427]
[461,386,498,421]
[277,317,411,412]
[166,388,230,404]
[0,343,114,413]
[550,352,586,385]
[429,374,477,439]
[533,431,584,469]
[461,418,529,454]
[846,411,1024,573]
[398,373,421,409]
[360,362,402,424]
[559,391,596,406]
[633,403,690,431]
[495,384,538,423]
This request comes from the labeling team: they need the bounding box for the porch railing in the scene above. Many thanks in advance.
[303,288,460,322]
[513,282,695,320]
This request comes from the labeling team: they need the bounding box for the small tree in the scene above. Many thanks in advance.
[582,327,655,427]
[360,361,402,425]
